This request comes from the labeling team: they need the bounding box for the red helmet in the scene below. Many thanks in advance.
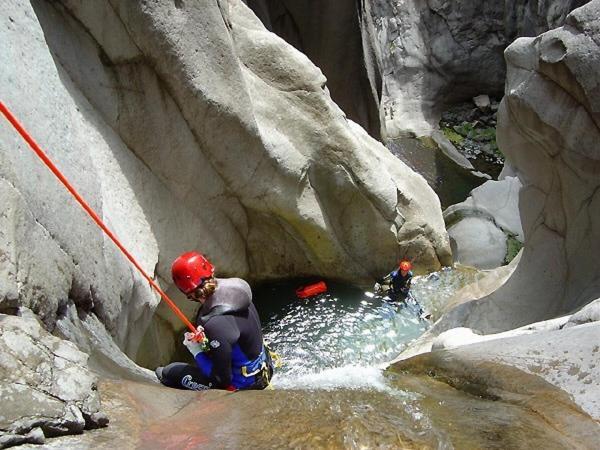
[171,252,215,294]
[399,260,412,272]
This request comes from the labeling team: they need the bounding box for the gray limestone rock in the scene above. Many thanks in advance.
[246,1,588,141]
[0,311,107,447]
[444,176,523,269]
[564,298,600,328]
[446,217,508,269]
[399,2,600,420]
[435,0,600,333]
[428,322,600,420]
[473,95,491,111]
[243,0,382,139]
[363,0,589,139]
[244,1,588,205]
[0,0,451,377]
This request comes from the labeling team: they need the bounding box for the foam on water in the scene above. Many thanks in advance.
[272,365,391,391]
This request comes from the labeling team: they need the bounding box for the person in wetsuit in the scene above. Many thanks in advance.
[376,260,413,301]
[375,260,430,319]
[155,252,273,391]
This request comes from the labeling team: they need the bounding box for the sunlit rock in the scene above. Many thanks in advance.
[444,176,523,269]
[0,311,107,447]
[400,1,600,423]
[0,0,451,410]
[436,0,600,332]
[564,298,600,328]
[426,322,600,420]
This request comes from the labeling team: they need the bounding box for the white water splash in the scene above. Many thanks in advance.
[271,364,392,391]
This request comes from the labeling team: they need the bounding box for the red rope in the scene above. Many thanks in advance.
[0,100,197,333]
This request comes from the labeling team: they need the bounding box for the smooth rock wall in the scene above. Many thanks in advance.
[1,0,162,358]
[363,0,590,139]
[444,176,523,269]
[243,0,382,140]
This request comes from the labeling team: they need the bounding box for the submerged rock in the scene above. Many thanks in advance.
[29,365,600,449]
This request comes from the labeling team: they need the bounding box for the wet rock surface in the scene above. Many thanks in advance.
[397,321,600,421]
[24,366,600,449]
[386,138,484,209]
[392,347,600,434]
[439,97,504,179]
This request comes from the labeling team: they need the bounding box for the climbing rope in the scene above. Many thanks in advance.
[0,100,199,335]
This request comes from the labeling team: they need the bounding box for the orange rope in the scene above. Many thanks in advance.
[0,100,197,333]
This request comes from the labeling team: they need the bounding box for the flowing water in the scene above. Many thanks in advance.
[249,268,598,449]
[257,267,484,389]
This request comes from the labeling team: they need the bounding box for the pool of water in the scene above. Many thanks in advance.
[246,270,599,448]
[256,266,484,389]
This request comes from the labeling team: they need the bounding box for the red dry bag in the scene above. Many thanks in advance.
[296,281,328,299]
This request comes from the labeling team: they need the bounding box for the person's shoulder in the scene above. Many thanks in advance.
[218,278,252,298]
[217,277,251,289]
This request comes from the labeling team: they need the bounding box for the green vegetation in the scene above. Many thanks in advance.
[418,135,439,149]
[442,127,465,145]
[444,122,504,159]
[505,235,523,264]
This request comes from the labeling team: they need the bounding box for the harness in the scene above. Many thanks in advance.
[197,304,280,390]
[239,346,272,389]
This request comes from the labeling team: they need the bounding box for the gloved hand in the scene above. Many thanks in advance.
[374,282,382,293]
[183,330,209,357]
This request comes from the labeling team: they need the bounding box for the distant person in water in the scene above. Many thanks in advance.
[376,260,413,301]
[375,260,430,319]
[155,251,274,391]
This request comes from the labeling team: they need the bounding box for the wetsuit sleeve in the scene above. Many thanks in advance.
[203,316,240,388]
[378,272,393,284]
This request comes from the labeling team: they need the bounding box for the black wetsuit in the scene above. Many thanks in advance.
[159,278,272,391]
[379,270,412,301]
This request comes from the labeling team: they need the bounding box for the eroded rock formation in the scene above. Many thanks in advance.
[363,0,589,139]
[437,0,600,332]
[397,1,600,421]
[0,311,107,447]
[246,1,588,140]
[444,175,523,269]
[244,0,382,140]
[0,0,451,437]
[244,1,590,205]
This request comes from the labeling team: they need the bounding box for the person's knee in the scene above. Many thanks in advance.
[159,362,212,391]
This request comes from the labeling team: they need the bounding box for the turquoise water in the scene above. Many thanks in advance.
[256,279,429,388]
[256,267,485,389]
